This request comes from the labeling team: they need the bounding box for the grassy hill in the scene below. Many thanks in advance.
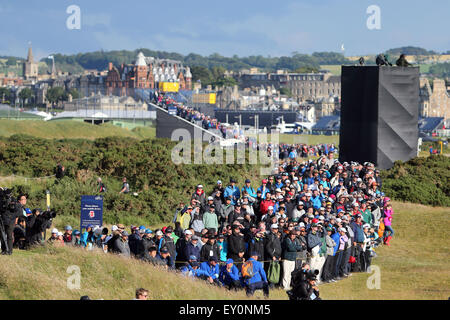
[0,201,448,300]
[0,120,155,140]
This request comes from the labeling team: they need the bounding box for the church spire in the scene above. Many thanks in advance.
[27,42,33,62]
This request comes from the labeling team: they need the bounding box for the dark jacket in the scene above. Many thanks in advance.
[265,232,282,260]
[282,237,302,261]
[128,233,143,256]
[185,241,201,261]
[175,237,190,263]
[200,242,221,262]
[160,235,176,259]
[227,232,246,263]
[246,235,265,261]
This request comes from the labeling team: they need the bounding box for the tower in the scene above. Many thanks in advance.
[23,43,39,79]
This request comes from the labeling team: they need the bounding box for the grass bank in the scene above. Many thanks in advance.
[0,119,155,140]
[0,201,448,300]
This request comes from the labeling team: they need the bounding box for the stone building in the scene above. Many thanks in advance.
[420,77,450,121]
[23,44,39,80]
[236,71,341,103]
[105,52,192,96]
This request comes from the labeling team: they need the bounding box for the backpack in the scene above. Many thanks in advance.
[241,260,255,279]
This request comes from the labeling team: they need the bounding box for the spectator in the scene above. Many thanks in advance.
[63,225,75,245]
[224,178,240,205]
[119,177,130,194]
[227,224,246,266]
[383,203,394,246]
[281,230,302,290]
[134,288,149,300]
[219,259,241,290]
[199,256,220,285]
[243,252,269,298]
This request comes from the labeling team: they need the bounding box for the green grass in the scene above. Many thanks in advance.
[0,119,155,140]
[320,65,342,75]
[251,133,339,145]
[0,201,447,300]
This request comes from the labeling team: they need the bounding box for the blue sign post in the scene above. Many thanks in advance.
[80,195,103,230]
[168,106,177,116]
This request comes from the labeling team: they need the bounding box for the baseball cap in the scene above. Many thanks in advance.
[268,206,274,210]
[363,224,370,229]
[197,184,203,188]
[189,255,197,261]
[145,229,153,234]
[245,179,251,183]
[51,228,58,234]
[217,180,222,184]
[65,225,72,231]
[184,230,192,235]
[155,230,163,236]
[111,225,118,231]
[226,258,234,264]
[160,247,169,253]
[336,218,342,223]
[262,179,268,184]
[270,224,279,229]
[191,235,199,241]
[121,230,129,237]
[207,196,213,200]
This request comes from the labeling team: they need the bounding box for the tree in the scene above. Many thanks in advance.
[294,66,320,73]
[279,87,292,97]
[213,77,237,88]
[68,88,80,99]
[18,88,33,106]
[190,66,213,86]
[0,87,12,103]
[46,87,66,107]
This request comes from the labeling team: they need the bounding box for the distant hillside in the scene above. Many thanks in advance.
[36,50,355,74]
[385,46,439,56]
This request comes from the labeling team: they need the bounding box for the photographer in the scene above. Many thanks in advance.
[288,266,321,300]
[0,188,22,255]
[26,208,56,247]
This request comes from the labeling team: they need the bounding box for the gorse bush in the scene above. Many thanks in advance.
[0,135,260,226]
[381,155,450,207]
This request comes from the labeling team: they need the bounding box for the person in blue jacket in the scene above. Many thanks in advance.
[224,178,240,205]
[219,258,242,290]
[80,224,94,247]
[200,256,221,285]
[244,252,269,298]
[180,256,209,279]
[241,179,257,201]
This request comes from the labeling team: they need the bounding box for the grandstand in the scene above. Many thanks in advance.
[418,117,445,135]
[311,115,340,135]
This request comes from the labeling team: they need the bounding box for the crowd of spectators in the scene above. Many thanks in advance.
[3,147,394,300]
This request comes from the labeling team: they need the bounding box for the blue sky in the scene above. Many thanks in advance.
[0,0,448,60]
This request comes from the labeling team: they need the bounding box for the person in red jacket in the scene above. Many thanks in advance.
[259,192,275,221]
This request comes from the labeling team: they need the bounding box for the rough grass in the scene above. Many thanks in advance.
[0,201,448,300]
[316,201,450,300]
[0,120,155,140]
[251,133,339,146]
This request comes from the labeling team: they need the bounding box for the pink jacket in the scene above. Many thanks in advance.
[384,208,393,226]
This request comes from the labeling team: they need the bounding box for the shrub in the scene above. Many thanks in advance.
[381,155,450,207]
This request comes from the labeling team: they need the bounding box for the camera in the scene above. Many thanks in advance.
[0,188,16,214]
[41,210,57,220]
